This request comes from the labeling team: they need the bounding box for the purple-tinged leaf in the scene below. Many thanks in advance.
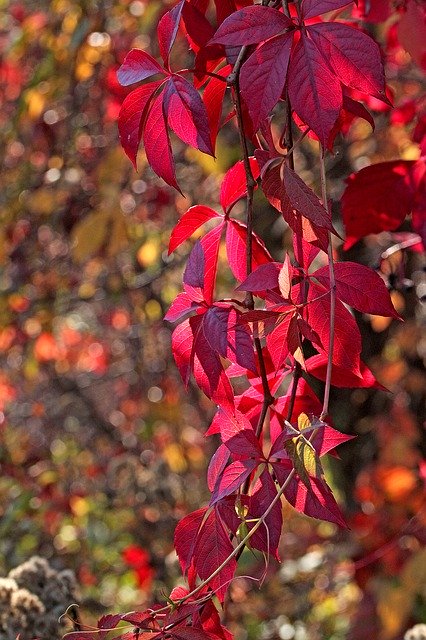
[118,81,162,167]
[200,224,223,305]
[117,49,166,86]
[184,240,205,290]
[158,0,185,68]
[211,458,258,503]
[283,164,335,231]
[240,32,293,131]
[288,35,342,148]
[216,409,262,458]
[313,261,401,318]
[248,470,282,559]
[301,0,353,19]
[209,6,293,46]
[169,205,222,254]
[237,262,281,292]
[163,74,214,155]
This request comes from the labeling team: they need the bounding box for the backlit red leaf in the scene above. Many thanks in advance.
[209,6,292,46]
[169,205,221,254]
[220,157,260,213]
[117,49,165,86]
[143,92,179,190]
[158,0,185,68]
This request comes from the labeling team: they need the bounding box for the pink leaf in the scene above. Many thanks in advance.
[143,92,179,190]
[118,81,162,167]
[164,291,200,323]
[240,32,293,131]
[163,74,214,155]
[169,205,222,254]
[342,161,417,249]
[220,157,260,213]
[117,49,165,86]
[308,22,386,99]
[288,34,342,148]
[313,261,400,318]
[209,6,293,46]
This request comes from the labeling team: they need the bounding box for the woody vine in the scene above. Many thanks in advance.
[64,0,418,637]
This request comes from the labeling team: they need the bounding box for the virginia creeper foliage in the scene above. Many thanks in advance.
[69,0,425,637]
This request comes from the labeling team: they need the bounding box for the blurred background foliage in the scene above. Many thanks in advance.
[0,1,424,639]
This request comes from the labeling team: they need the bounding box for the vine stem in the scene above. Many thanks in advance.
[319,147,335,420]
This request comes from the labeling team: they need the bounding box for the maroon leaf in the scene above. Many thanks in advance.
[163,74,214,155]
[237,262,281,292]
[302,0,353,19]
[174,507,208,572]
[117,49,165,86]
[307,283,362,375]
[288,34,342,148]
[342,160,417,249]
[118,81,162,167]
[283,164,335,231]
[193,509,236,601]
[169,205,222,254]
[143,92,180,190]
[184,240,205,290]
[220,157,260,213]
[308,23,385,98]
[240,33,293,131]
[216,409,262,458]
[209,6,292,46]
[203,305,257,372]
[158,0,185,68]
[313,261,400,318]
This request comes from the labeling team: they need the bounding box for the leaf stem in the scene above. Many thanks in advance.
[319,148,335,420]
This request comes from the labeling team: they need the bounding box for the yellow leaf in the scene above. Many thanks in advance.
[71,210,108,263]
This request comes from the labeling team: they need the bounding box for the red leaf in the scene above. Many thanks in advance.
[200,224,223,305]
[240,33,293,131]
[143,92,179,190]
[165,292,200,323]
[169,205,222,254]
[118,81,162,167]
[225,219,272,282]
[163,75,214,155]
[398,0,426,71]
[288,34,342,148]
[313,261,400,318]
[266,312,294,370]
[237,262,281,293]
[306,353,386,389]
[202,65,231,149]
[307,283,362,376]
[309,423,354,457]
[182,1,215,52]
[248,470,282,559]
[216,409,262,458]
[172,319,195,387]
[220,157,260,213]
[278,254,293,299]
[174,507,208,572]
[203,305,257,372]
[302,0,353,19]
[184,240,205,290]
[158,0,185,68]
[209,6,293,46]
[193,509,236,601]
[207,444,230,492]
[117,49,165,86]
[342,161,417,249]
[211,458,258,503]
[283,164,335,231]
[308,23,386,98]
